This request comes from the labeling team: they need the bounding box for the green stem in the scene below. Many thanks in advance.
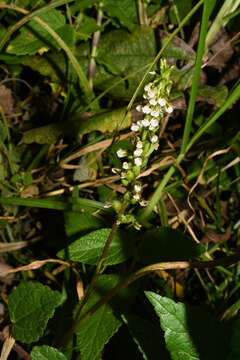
[62,253,240,334]
[60,201,128,350]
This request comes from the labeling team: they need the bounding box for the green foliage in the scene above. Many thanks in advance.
[31,345,67,360]
[7,9,74,55]
[1,0,239,359]
[57,228,134,265]
[75,275,125,360]
[146,292,229,360]
[8,281,62,343]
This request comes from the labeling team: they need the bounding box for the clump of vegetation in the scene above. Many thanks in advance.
[0,1,240,359]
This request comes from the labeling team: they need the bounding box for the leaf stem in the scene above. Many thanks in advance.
[60,201,128,350]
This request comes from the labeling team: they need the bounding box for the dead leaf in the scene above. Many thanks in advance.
[207,28,234,71]
[0,85,14,115]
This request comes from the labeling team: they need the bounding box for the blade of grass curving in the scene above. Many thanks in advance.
[0,1,92,96]
[142,0,215,219]
[180,0,216,155]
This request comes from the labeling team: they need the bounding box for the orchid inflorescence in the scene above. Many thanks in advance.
[112,59,174,227]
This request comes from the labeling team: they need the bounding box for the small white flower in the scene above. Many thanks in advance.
[134,148,143,157]
[147,90,156,99]
[136,141,143,149]
[143,94,147,99]
[166,106,173,114]
[142,105,151,114]
[131,124,139,132]
[158,98,166,106]
[151,135,158,143]
[111,168,119,174]
[134,223,142,230]
[136,105,142,112]
[122,162,129,170]
[134,184,142,193]
[149,71,156,75]
[133,193,141,201]
[151,110,159,118]
[134,157,142,166]
[150,119,158,128]
[137,120,143,127]
[144,83,152,92]
[140,200,148,207]
[142,119,150,127]
[153,143,159,150]
[149,125,155,130]
[149,98,157,106]
[117,149,127,158]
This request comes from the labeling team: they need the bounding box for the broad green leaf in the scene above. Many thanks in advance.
[103,0,138,32]
[123,314,170,360]
[73,107,131,136]
[22,108,131,144]
[23,27,158,98]
[23,26,197,99]
[76,274,136,360]
[22,123,63,144]
[146,292,229,360]
[8,281,62,343]
[64,211,103,237]
[7,9,74,55]
[31,345,67,360]
[138,227,205,264]
[227,316,240,360]
[57,228,134,265]
[197,85,228,107]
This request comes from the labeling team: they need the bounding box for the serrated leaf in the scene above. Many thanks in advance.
[123,314,170,360]
[8,281,62,343]
[57,228,134,265]
[7,10,74,55]
[64,211,103,237]
[146,292,229,360]
[138,227,205,264]
[76,274,137,360]
[31,345,67,360]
